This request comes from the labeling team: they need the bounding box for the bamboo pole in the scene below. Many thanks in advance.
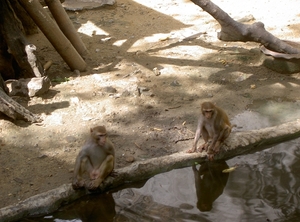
[19,0,87,71]
[44,0,89,58]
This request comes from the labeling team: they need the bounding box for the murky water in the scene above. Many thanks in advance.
[24,99,300,222]
[25,138,300,222]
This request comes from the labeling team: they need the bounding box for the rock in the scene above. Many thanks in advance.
[6,76,51,97]
[6,79,28,97]
[170,80,181,86]
[153,67,161,76]
[62,0,115,11]
[262,55,300,74]
[260,43,300,74]
[65,136,77,143]
[103,86,117,93]
[125,156,135,163]
[28,77,51,97]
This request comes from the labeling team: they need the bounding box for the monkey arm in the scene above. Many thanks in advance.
[73,155,82,179]
[72,151,88,189]
[187,120,203,153]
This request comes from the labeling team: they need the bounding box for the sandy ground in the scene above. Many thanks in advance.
[1,0,300,209]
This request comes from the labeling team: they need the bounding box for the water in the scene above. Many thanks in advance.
[26,138,300,222]
[25,99,300,222]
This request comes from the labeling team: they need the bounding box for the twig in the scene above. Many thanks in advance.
[134,142,141,149]
[175,137,194,143]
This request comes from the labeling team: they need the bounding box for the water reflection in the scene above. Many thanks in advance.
[24,139,300,222]
[193,161,229,212]
[26,193,115,222]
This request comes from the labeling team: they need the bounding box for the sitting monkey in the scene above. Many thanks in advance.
[72,126,115,190]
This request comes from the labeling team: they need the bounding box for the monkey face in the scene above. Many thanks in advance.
[97,134,107,146]
[90,126,107,146]
[203,109,213,119]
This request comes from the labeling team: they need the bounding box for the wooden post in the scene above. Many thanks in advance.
[44,0,89,58]
[19,0,87,72]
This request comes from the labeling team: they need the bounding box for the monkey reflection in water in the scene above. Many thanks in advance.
[72,126,115,190]
[192,161,229,212]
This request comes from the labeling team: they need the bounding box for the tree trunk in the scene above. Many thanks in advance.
[10,0,39,35]
[0,0,43,79]
[44,0,89,58]
[18,0,87,72]
[190,0,300,55]
[1,120,300,221]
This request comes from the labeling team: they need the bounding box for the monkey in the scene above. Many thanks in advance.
[72,126,115,190]
[187,102,233,159]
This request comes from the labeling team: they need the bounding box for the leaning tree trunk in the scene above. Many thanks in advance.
[44,0,89,58]
[190,0,300,55]
[18,0,87,72]
[1,120,300,221]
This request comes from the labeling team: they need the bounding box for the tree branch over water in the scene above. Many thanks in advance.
[2,120,300,222]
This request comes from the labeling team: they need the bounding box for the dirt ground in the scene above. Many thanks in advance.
[1,0,300,209]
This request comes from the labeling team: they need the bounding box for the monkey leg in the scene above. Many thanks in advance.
[87,155,114,190]
[213,141,223,154]
[197,128,210,152]
[212,125,231,154]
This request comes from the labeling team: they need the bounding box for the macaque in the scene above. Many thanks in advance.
[187,102,233,158]
[72,126,115,190]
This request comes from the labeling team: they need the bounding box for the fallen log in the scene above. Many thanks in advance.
[190,0,300,55]
[1,120,300,221]
[0,87,41,122]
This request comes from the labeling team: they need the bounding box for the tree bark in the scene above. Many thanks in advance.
[44,0,89,58]
[0,0,43,79]
[10,0,38,35]
[18,0,87,72]
[0,87,41,122]
[1,120,300,221]
[190,0,300,55]
[0,75,8,94]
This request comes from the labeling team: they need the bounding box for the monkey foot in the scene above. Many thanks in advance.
[207,154,215,161]
[87,179,102,190]
[186,148,196,153]
[72,182,85,190]
[197,147,206,153]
